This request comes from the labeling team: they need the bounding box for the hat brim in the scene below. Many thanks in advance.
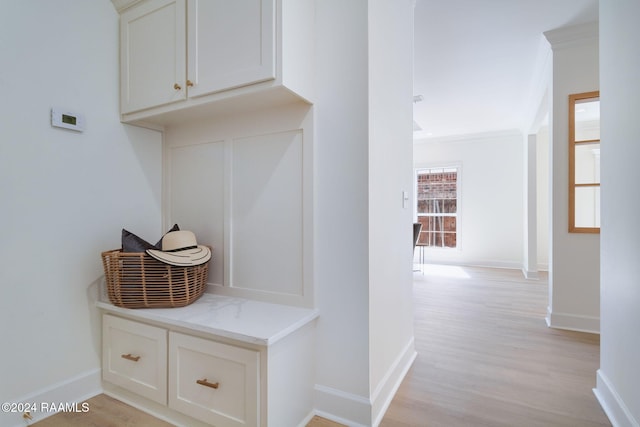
[146,245,211,267]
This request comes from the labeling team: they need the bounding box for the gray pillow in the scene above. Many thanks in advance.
[122,224,180,253]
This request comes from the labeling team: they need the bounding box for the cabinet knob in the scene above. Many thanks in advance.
[196,378,219,389]
[186,80,194,87]
[121,353,141,362]
[173,83,182,90]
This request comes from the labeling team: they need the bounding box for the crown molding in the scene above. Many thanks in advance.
[544,21,599,51]
[111,0,144,13]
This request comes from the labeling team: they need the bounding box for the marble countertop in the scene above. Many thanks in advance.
[97,293,319,346]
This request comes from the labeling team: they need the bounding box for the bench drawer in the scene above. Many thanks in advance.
[169,331,259,426]
[102,314,167,404]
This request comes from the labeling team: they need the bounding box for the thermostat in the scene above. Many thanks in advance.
[51,108,85,132]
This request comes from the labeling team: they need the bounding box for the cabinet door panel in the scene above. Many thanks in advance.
[121,0,186,113]
[169,332,259,426]
[187,0,275,97]
[102,315,167,404]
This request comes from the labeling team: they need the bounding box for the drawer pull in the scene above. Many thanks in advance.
[121,353,141,362]
[196,379,219,389]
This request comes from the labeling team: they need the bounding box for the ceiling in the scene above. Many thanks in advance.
[412,0,599,140]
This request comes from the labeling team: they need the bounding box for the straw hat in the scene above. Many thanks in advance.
[146,230,211,266]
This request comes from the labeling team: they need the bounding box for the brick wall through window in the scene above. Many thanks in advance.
[416,167,458,248]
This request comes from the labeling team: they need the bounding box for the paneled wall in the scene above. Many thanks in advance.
[164,102,313,307]
[168,141,225,284]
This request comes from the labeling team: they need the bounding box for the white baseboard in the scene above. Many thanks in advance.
[313,384,371,427]
[546,307,600,334]
[3,368,102,427]
[313,338,416,427]
[102,383,211,427]
[416,258,523,270]
[594,369,640,427]
[522,267,539,280]
[371,338,417,427]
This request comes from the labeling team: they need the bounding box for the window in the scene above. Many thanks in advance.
[415,167,458,248]
[569,91,600,233]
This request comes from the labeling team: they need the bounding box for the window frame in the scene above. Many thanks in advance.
[414,164,461,249]
[568,91,600,233]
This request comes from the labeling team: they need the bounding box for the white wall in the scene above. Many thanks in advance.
[544,23,600,333]
[313,1,372,422]
[0,2,162,425]
[536,125,550,270]
[523,133,538,278]
[368,0,416,424]
[413,132,524,268]
[314,1,416,425]
[595,1,640,425]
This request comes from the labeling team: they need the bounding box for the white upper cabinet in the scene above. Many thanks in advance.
[120,0,186,114]
[187,0,275,98]
[113,0,314,126]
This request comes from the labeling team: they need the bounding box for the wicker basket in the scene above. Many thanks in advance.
[101,249,209,308]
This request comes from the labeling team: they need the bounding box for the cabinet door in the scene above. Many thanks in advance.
[187,0,275,98]
[169,332,260,427]
[121,0,187,113]
[102,315,167,404]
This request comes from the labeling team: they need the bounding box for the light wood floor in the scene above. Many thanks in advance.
[380,264,610,427]
[30,394,343,427]
[34,265,609,427]
[31,394,174,427]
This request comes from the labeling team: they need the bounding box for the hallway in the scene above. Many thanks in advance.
[381,265,610,426]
